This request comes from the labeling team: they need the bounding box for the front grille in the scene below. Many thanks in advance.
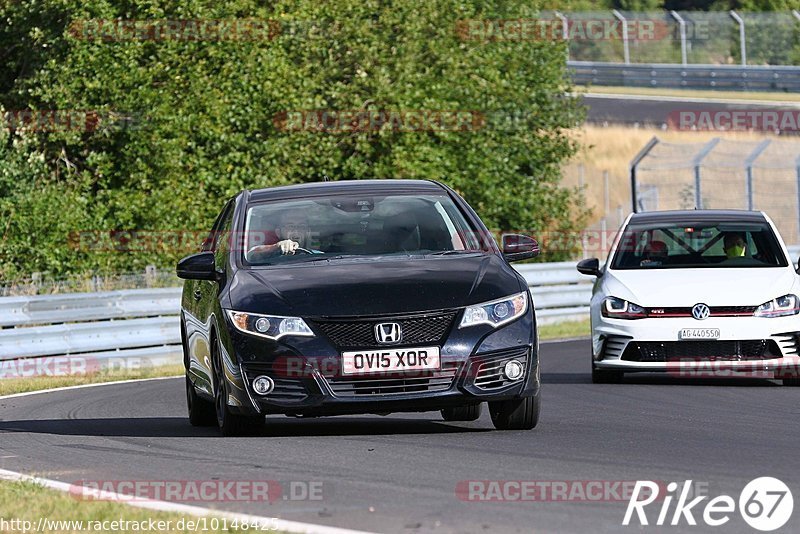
[645,306,757,318]
[621,340,782,362]
[240,362,311,402]
[324,361,460,396]
[310,311,456,349]
[472,349,529,390]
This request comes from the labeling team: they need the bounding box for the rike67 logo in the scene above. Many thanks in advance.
[623,477,793,531]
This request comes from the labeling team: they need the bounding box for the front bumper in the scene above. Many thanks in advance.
[222,310,539,416]
[592,314,800,375]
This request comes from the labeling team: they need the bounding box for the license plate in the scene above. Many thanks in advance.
[341,347,440,375]
[679,328,720,340]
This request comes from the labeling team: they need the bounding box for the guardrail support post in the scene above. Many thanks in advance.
[729,10,746,67]
[744,140,771,211]
[670,11,688,66]
[612,10,630,65]
[629,136,660,213]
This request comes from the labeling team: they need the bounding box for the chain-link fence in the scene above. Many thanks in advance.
[631,137,800,245]
[556,10,800,66]
[0,266,178,296]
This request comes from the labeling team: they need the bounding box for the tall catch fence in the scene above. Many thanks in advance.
[631,137,800,245]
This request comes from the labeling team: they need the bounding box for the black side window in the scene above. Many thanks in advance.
[213,202,236,268]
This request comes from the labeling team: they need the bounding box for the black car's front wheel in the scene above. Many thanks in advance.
[212,340,264,436]
[186,374,216,426]
[489,392,540,430]
[441,403,482,422]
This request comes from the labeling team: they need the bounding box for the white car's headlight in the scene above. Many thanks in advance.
[754,294,799,318]
[226,310,314,340]
[602,297,647,319]
[459,292,528,328]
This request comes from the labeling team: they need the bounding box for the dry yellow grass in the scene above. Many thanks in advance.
[563,125,785,227]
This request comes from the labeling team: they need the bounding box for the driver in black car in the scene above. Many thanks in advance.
[247,211,315,260]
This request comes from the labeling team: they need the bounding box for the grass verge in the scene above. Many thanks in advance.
[578,85,800,103]
[0,363,184,397]
[539,319,590,340]
[0,479,263,533]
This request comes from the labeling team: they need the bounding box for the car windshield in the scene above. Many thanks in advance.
[242,193,488,265]
[611,221,788,270]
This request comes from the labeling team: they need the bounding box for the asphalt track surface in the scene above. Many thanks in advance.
[583,94,800,128]
[1,339,798,533]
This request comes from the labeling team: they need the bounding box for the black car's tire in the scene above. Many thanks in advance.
[212,341,263,437]
[783,377,800,387]
[441,403,482,422]
[592,366,623,384]
[186,375,216,427]
[489,392,540,431]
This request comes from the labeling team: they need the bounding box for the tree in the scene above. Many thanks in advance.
[0,0,587,279]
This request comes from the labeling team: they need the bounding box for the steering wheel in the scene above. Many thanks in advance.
[293,247,313,255]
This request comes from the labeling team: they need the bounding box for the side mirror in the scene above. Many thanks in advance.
[177,251,217,281]
[502,234,540,262]
[577,258,602,277]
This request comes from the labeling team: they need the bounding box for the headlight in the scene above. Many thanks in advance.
[226,310,314,340]
[602,297,646,319]
[459,292,528,329]
[754,294,799,318]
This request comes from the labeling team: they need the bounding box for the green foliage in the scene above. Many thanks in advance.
[0,0,590,279]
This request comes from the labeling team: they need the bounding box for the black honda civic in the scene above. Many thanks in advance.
[177,179,541,435]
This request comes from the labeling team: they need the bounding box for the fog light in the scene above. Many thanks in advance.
[252,375,274,395]
[503,360,524,381]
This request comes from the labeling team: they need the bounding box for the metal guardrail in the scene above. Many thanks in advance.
[569,61,800,92]
[0,264,593,368]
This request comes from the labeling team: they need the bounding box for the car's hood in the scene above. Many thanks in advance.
[602,267,799,307]
[227,254,522,317]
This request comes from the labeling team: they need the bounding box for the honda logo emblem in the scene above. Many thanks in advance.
[691,303,710,320]
[375,322,402,344]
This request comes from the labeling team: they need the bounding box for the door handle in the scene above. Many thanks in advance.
[193,289,202,301]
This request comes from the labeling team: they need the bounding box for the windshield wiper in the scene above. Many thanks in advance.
[428,250,484,256]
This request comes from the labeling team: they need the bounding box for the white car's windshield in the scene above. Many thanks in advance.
[611,221,788,269]
[243,193,488,265]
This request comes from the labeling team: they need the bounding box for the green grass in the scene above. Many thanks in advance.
[0,479,267,533]
[578,85,800,103]
[0,363,184,397]
[539,319,590,340]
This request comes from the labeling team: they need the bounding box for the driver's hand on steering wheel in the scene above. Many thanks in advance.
[277,239,300,255]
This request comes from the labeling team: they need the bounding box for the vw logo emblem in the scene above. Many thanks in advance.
[691,303,710,320]
[375,322,402,344]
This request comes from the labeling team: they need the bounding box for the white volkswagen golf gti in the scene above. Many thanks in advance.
[577,210,800,385]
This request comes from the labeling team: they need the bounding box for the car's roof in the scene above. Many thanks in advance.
[629,209,767,225]
[246,179,445,202]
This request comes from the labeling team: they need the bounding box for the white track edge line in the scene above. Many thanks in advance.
[0,379,375,533]
[0,469,373,534]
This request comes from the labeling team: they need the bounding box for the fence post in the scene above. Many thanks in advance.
[729,11,746,67]
[691,138,721,209]
[670,11,688,66]
[629,136,660,213]
[555,11,569,61]
[744,140,771,211]
[612,10,630,65]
